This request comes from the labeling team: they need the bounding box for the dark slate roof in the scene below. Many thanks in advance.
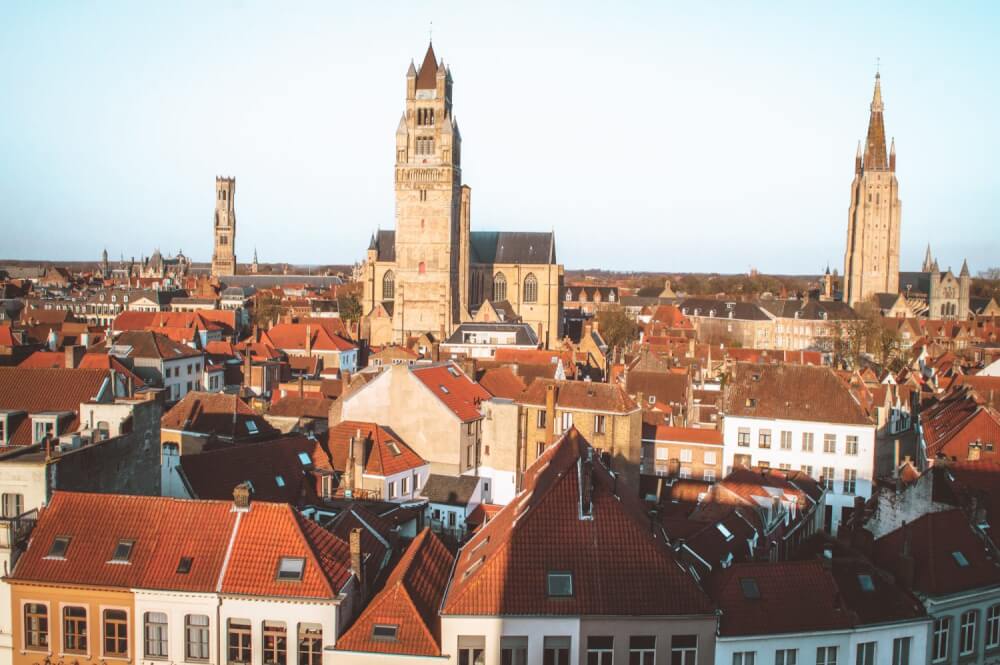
[757,299,859,321]
[875,292,903,310]
[899,272,931,295]
[678,298,770,321]
[419,474,480,507]
[373,230,396,263]
[470,231,555,265]
[443,323,538,346]
[221,275,343,288]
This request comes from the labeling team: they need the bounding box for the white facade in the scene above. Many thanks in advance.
[367,464,431,503]
[441,616,580,665]
[722,415,875,533]
[219,595,343,665]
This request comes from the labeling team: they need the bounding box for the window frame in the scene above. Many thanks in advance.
[988,604,1000,649]
[671,634,698,665]
[23,601,49,651]
[297,624,322,665]
[856,641,876,665]
[143,611,169,659]
[961,610,977,656]
[185,614,211,661]
[933,616,951,662]
[228,619,253,665]
[63,604,89,654]
[102,607,129,659]
[262,621,287,665]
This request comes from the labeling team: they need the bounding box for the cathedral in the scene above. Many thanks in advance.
[360,43,564,348]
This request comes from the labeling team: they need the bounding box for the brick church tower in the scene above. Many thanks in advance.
[391,43,467,339]
[211,176,237,278]
[842,73,901,307]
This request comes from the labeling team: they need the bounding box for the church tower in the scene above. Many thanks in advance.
[211,177,237,277]
[392,43,465,340]
[842,73,901,308]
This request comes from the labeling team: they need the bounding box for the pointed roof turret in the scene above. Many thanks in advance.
[406,59,417,78]
[960,259,970,277]
[863,72,888,170]
[415,42,438,89]
[368,233,377,250]
[922,244,934,273]
[396,112,407,136]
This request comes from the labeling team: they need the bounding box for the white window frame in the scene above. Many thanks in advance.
[987,604,1000,649]
[933,617,950,662]
[961,610,977,656]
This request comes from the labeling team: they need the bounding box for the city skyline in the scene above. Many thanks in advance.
[2,2,998,272]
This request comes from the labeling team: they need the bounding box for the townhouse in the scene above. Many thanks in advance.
[642,425,724,483]
[106,330,206,401]
[264,322,358,376]
[721,363,876,533]
[440,322,539,360]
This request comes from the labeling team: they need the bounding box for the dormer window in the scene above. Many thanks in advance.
[47,535,71,559]
[277,556,305,581]
[547,571,573,597]
[372,625,398,642]
[111,539,134,563]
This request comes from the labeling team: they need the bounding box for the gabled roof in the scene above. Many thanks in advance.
[161,391,275,440]
[0,367,109,445]
[419,474,480,507]
[410,363,489,422]
[442,428,713,616]
[519,378,638,413]
[478,366,527,400]
[264,322,356,353]
[18,351,145,387]
[336,528,453,657]
[108,330,202,360]
[316,421,426,477]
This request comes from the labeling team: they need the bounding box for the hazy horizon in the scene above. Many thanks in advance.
[2,2,998,273]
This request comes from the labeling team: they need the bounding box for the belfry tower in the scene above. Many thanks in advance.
[211,177,237,278]
[842,73,901,307]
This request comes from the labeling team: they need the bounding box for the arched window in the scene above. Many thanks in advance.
[382,271,394,300]
[523,273,538,303]
[493,272,507,302]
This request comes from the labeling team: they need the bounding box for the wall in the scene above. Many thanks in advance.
[440,615,579,665]
[479,399,521,505]
[133,590,220,665]
[219,595,339,665]
[578,615,716,665]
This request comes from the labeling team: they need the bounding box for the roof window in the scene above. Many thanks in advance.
[857,574,875,592]
[372,624,398,642]
[447,366,460,377]
[547,571,573,597]
[275,475,286,487]
[717,524,734,541]
[276,556,306,581]
[297,452,313,467]
[177,556,193,574]
[952,551,970,567]
[47,535,71,559]
[246,420,259,434]
[111,539,135,563]
[387,441,401,456]
[439,385,450,394]
[739,577,761,599]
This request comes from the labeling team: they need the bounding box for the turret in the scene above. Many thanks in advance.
[959,259,971,319]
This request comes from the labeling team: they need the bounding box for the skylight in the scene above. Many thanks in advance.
[275,475,286,487]
[111,539,135,563]
[246,420,259,434]
[297,452,313,467]
[372,624,398,642]
[387,441,401,456]
[177,556,193,574]
[439,385,450,394]
[953,551,970,567]
[277,556,306,581]
[547,571,573,597]
[47,536,71,559]
[447,366,460,377]
[739,577,761,600]
[857,574,875,592]
[717,524,734,541]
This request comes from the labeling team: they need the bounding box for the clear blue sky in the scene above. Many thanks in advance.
[2,1,997,274]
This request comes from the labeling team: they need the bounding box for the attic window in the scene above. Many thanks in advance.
[246,420,259,434]
[372,625,398,642]
[447,366,460,377]
[952,551,970,568]
[275,475,286,487]
[276,556,306,581]
[387,441,401,456]
[297,452,313,467]
[751,373,761,382]
[440,385,450,394]
[717,524,734,541]
[111,539,135,563]
[47,535,71,559]
[547,571,573,597]
[740,577,761,599]
[857,574,875,592]
[177,556,193,574]
[746,398,757,408]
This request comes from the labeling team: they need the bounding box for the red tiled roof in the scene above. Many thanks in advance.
[336,529,453,657]
[161,391,275,439]
[265,323,356,353]
[0,367,109,445]
[268,396,332,420]
[442,428,713,616]
[519,379,638,413]
[18,351,145,387]
[317,421,426,477]
[643,425,723,445]
[109,330,203,360]
[478,366,526,400]
[411,363,489,422]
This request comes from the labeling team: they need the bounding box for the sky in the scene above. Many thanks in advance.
[1,2,998,274]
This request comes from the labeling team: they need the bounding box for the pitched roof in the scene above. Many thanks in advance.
[442,428,713,616]
[626,370,689,407]
[410,363,490,422]
[519,379,638,413]
[643,425,722,446]
[478,366,527,400]
[469,231,556,265]
[723,362,873,425]
[317,421,426,477]
[265,322,356,353]
[268,396,333,420]
[419,474,480,506]
[415,43,439,90]
[109,330,202,360]
[0,367,109,445]
[336,529,453,656]
[18,351,145,387]
[161,391,275,439]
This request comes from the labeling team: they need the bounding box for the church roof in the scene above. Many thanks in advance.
[415,43,438,90]
[373,229,396,262]
[899,272,931,295]
[470,231,556,265]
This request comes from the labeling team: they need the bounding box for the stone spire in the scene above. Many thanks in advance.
[960,259,970,277]
[863,73,888,170]
[922,244,934,273]
[415,42,438,89]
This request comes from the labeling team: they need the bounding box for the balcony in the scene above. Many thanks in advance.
[0,509,39,566]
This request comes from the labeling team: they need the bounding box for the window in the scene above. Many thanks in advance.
[586,636,613,665]
[953,551,970,567]
[594,415,606,434]
[801,464,813,477]
[823,433,836,454]
[537,410,547,429]
[493,273,507,302]
[228,619,252,664]
[961,610,977,656]
[560,411,573,433]
[821,467,835,491]
[933,617,950,661]
[857,574,875,592]
[64,606,88,653]
[738,428,750,447]
[815,646,837,665]
[33,419,54,443]
[263,621,287,665]
[671,634,697,665]
[740,577,760,599]
[186,615,210,661]
[758,429,771,448]
[144,612,168,658]
[988,605,1000,648]
[501,636,528,665]
[458,635,485,665]
[704,451,717,465]
[24,603,48,649]
[703,470,716,482]
[388,481,396,499]
[382,271,395,300]
[856,642,875,665]
[298,624,322,665]
[401,476,409,495]
[524,273,538,303]
[842,469,857,495]
[246,420,259,435]
[802,432,814,452]
[775,649,796,665]
[891,637,910,665]
[103,609,129,657]
[680,449,693,463]
[547,571,573,596]
[629,635,655,665]
[111,539,134,563]
[544,636,570,665]
[2,492,23,517]
[780,430,792,450]
[732,653,755,665]
[846,435,858,455]
[277,557,305,581]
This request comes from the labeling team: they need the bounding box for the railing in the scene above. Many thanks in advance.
[0,509,39,567]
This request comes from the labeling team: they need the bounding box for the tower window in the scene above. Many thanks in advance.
[493,272,507,302]
[222,190,227,201]
[420,189,428,202]
[220,235,228,246]
[417,108,435,126]
[419,261,426,275]
[523,273,538,303]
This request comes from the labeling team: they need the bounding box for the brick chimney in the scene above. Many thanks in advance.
[350,527,366,601]
[305,325,312,356]
[233,481,252,511]
[64,345,84,369]
[545,383,557,445]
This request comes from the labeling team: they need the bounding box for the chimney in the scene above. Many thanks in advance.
[64,345,84,369]
[350,527,366,601]
[545,383,557,445]
[233,482,251,511]
[852,496,865,529]
[298,375,304,400]
[580,447,594,516]
[353,429,365,493]
[243,351,252,389]
[305,325,312,356]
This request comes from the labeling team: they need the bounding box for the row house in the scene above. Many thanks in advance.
[7,490,364,665]
[440,322,539,360]
[721,363,877,534]
[758,299,860,352]
[641,424,724,483]
[264,322,358,376]
[920,383,1000,466]
[105,330,206,401]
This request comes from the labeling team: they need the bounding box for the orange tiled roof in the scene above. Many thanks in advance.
[478,366,526,400]
[317,421,426,477]
[410,363,490,422]
[0,367,109,445]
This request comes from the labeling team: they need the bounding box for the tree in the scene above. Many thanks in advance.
[337,292,362,324]
[595,307,640,352]
[252,293,286,328]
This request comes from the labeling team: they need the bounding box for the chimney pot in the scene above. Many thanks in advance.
[233,482,251,510]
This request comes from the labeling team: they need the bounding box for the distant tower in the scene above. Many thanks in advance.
[921,244,934,273]
[959,259,971,319]
[842,73,901,307]
[822,265,834,300]
[251,247,259,274]
[212,177,237,277]
[100,248,109,279]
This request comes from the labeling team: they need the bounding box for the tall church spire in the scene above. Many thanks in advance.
[415,42,438,89]
[863,73,888,170]
[922,244,934,273]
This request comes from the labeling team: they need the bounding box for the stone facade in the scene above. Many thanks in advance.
[361,44,563,348]
[211,176,237,277]
[843,73,901,308]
